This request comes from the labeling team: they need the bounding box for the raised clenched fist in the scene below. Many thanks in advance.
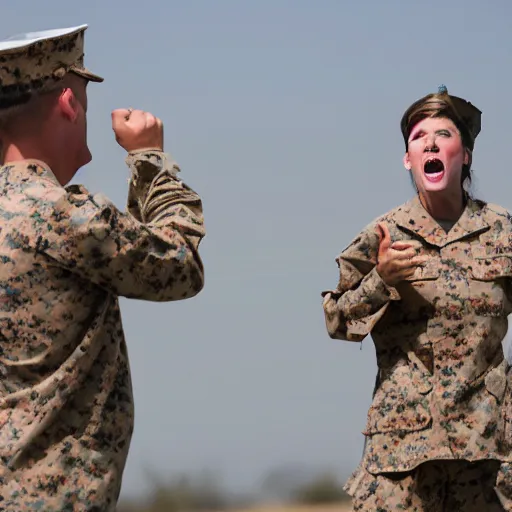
[111,108,164,153]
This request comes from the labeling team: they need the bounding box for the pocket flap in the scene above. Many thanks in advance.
[364,361,432,435]
[403,258,440,282]
[471,247,512,281]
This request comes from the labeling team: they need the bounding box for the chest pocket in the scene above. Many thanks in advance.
[469,247,512,317]
[398,240,441,283]
[403,258,440,282]
[471,247,512,281]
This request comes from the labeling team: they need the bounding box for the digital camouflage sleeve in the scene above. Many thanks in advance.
[0,150,205,510]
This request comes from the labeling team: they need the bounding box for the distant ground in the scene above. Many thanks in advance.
[117,501,353,512]
[234,504,352,512]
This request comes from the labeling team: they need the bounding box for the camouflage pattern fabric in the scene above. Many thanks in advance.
[322,195,512,506]
[348,459,511,511]
[0,150,205,510]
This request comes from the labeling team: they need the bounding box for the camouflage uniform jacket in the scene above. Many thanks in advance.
[322,195,512,475]
[0,151,205,510]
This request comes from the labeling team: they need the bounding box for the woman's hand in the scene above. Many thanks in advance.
[376,223,427,286]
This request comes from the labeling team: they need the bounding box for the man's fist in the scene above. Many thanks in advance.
[111,108,164,153]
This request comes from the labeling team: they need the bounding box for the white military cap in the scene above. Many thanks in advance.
[0,24,103,111]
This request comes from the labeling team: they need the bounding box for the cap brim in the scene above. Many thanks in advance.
[70,66,104,83]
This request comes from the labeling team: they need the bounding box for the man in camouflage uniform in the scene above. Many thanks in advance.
[322,86,512,510]
[0,25,205,510]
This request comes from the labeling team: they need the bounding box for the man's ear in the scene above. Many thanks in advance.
[58,88,79,122]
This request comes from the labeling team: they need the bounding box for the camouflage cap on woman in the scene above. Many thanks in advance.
[400,85,482,151]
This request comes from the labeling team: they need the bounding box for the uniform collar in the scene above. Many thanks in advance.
[392,194,490,247]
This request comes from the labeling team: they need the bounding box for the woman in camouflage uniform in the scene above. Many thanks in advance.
[322,85,512,511]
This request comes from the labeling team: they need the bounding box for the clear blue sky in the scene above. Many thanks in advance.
[3,0,512,500]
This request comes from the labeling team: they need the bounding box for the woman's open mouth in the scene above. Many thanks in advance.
[423,158,445,183]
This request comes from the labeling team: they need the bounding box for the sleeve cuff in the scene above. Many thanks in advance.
[369,267,401,301]
[125,150,181,179]
[361,267,400,303]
